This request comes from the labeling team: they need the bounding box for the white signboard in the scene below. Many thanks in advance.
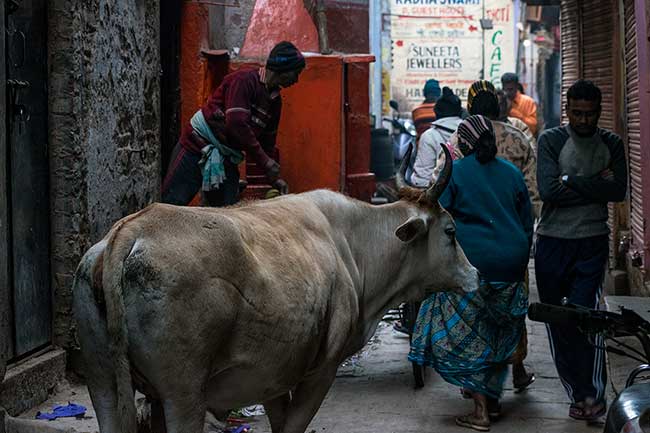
[389,0,516,112]
[484,0,516,85]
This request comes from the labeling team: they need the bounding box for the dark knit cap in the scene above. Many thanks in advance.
[266,41,306,73]
[423,79,442,99]
[501,72,519,83]
[434,87,462,118]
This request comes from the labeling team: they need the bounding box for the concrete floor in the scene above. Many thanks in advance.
[17,262,622,433]
[246,323,604,433]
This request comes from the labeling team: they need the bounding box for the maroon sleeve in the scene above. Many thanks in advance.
[223,75,271,169]
[259,97,282,157]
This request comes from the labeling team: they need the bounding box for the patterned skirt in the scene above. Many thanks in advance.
[408,281,528,398]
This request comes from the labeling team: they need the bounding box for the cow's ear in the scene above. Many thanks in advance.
[395,216,428,243]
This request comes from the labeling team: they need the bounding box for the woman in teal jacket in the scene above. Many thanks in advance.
[409,115,533,432]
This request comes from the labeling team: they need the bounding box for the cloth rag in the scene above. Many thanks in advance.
[36,403,87,421]
[191,110,244,192]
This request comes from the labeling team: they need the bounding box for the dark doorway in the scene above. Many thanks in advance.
[3,0,51,361]
[160,1,182,177]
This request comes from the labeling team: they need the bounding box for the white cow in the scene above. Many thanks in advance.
[73,146,479,433]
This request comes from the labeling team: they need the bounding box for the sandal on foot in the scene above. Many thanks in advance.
[513,372,535,392]
[455,414,490,432]
[392,321,410,335]
[569,400,606,421]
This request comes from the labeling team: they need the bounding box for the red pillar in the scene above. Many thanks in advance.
[179,2,210,128]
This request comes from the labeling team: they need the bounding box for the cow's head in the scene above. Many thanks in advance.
[394,144,480,297]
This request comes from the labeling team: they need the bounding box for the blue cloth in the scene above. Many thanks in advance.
[191,110,244,192]
[226,424,251,433]
[439,154,533,282]
[408,281,528,398]
[36,403,86,420]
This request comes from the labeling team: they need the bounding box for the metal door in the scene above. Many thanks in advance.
[5,0,51,359]
[1,0,11,373]
[625,0,644,257]
[580,0,621,269]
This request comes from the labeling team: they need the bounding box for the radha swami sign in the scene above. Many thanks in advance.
[389,0,516,111]
[394,0,481,4]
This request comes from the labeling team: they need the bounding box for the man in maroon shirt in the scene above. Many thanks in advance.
[162,41,305,206]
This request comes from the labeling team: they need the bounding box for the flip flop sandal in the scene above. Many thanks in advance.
[392,321,410,335]
[584,401,607,422]
[569,402,586,420]
[569,401,606,421]
[513,372,536,393]
[455,414,491,432]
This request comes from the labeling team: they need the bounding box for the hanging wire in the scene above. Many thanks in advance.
[187,0,240,8]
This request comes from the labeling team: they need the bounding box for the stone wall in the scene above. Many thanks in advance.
[208,0,257,53]
[48,0,161,351]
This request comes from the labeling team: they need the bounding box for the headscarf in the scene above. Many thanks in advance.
[423,79,442,100]
[457,115,494,155]
[467,80,496,113]
[434,87,462,118]
[266,41,306,73]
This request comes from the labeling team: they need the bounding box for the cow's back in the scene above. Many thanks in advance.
[104,197,352,403]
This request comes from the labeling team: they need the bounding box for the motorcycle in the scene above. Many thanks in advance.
[383,100,417,175]
[528,301,650,432]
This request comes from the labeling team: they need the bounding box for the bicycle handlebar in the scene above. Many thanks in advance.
[528,302,650,361]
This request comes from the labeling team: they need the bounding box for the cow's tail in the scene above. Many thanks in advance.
[102,220,139,433]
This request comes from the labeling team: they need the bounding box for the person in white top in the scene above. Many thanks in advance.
[409,86,463,187]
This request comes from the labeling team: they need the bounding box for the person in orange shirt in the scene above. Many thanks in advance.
[502,73,538,136]
[411,79,441,138]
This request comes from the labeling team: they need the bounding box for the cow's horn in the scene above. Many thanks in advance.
[395,143,414,192]
[425,141,453,203]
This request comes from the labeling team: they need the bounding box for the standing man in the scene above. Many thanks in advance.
[412,79,442,138]
[162,41,305,206]
[501,72,538,136]
[535,80,627,421]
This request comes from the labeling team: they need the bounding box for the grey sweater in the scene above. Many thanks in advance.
[536,125,627,239]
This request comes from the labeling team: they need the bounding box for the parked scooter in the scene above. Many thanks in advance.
[383,100,416,174]
[528,301,650,432]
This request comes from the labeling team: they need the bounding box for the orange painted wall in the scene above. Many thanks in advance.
[275,55,344,193]
[240,0,319,59]
[344,57,375,201]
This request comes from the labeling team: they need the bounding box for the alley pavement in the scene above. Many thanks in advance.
[19,262,610,433]
[247,261,605,433]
